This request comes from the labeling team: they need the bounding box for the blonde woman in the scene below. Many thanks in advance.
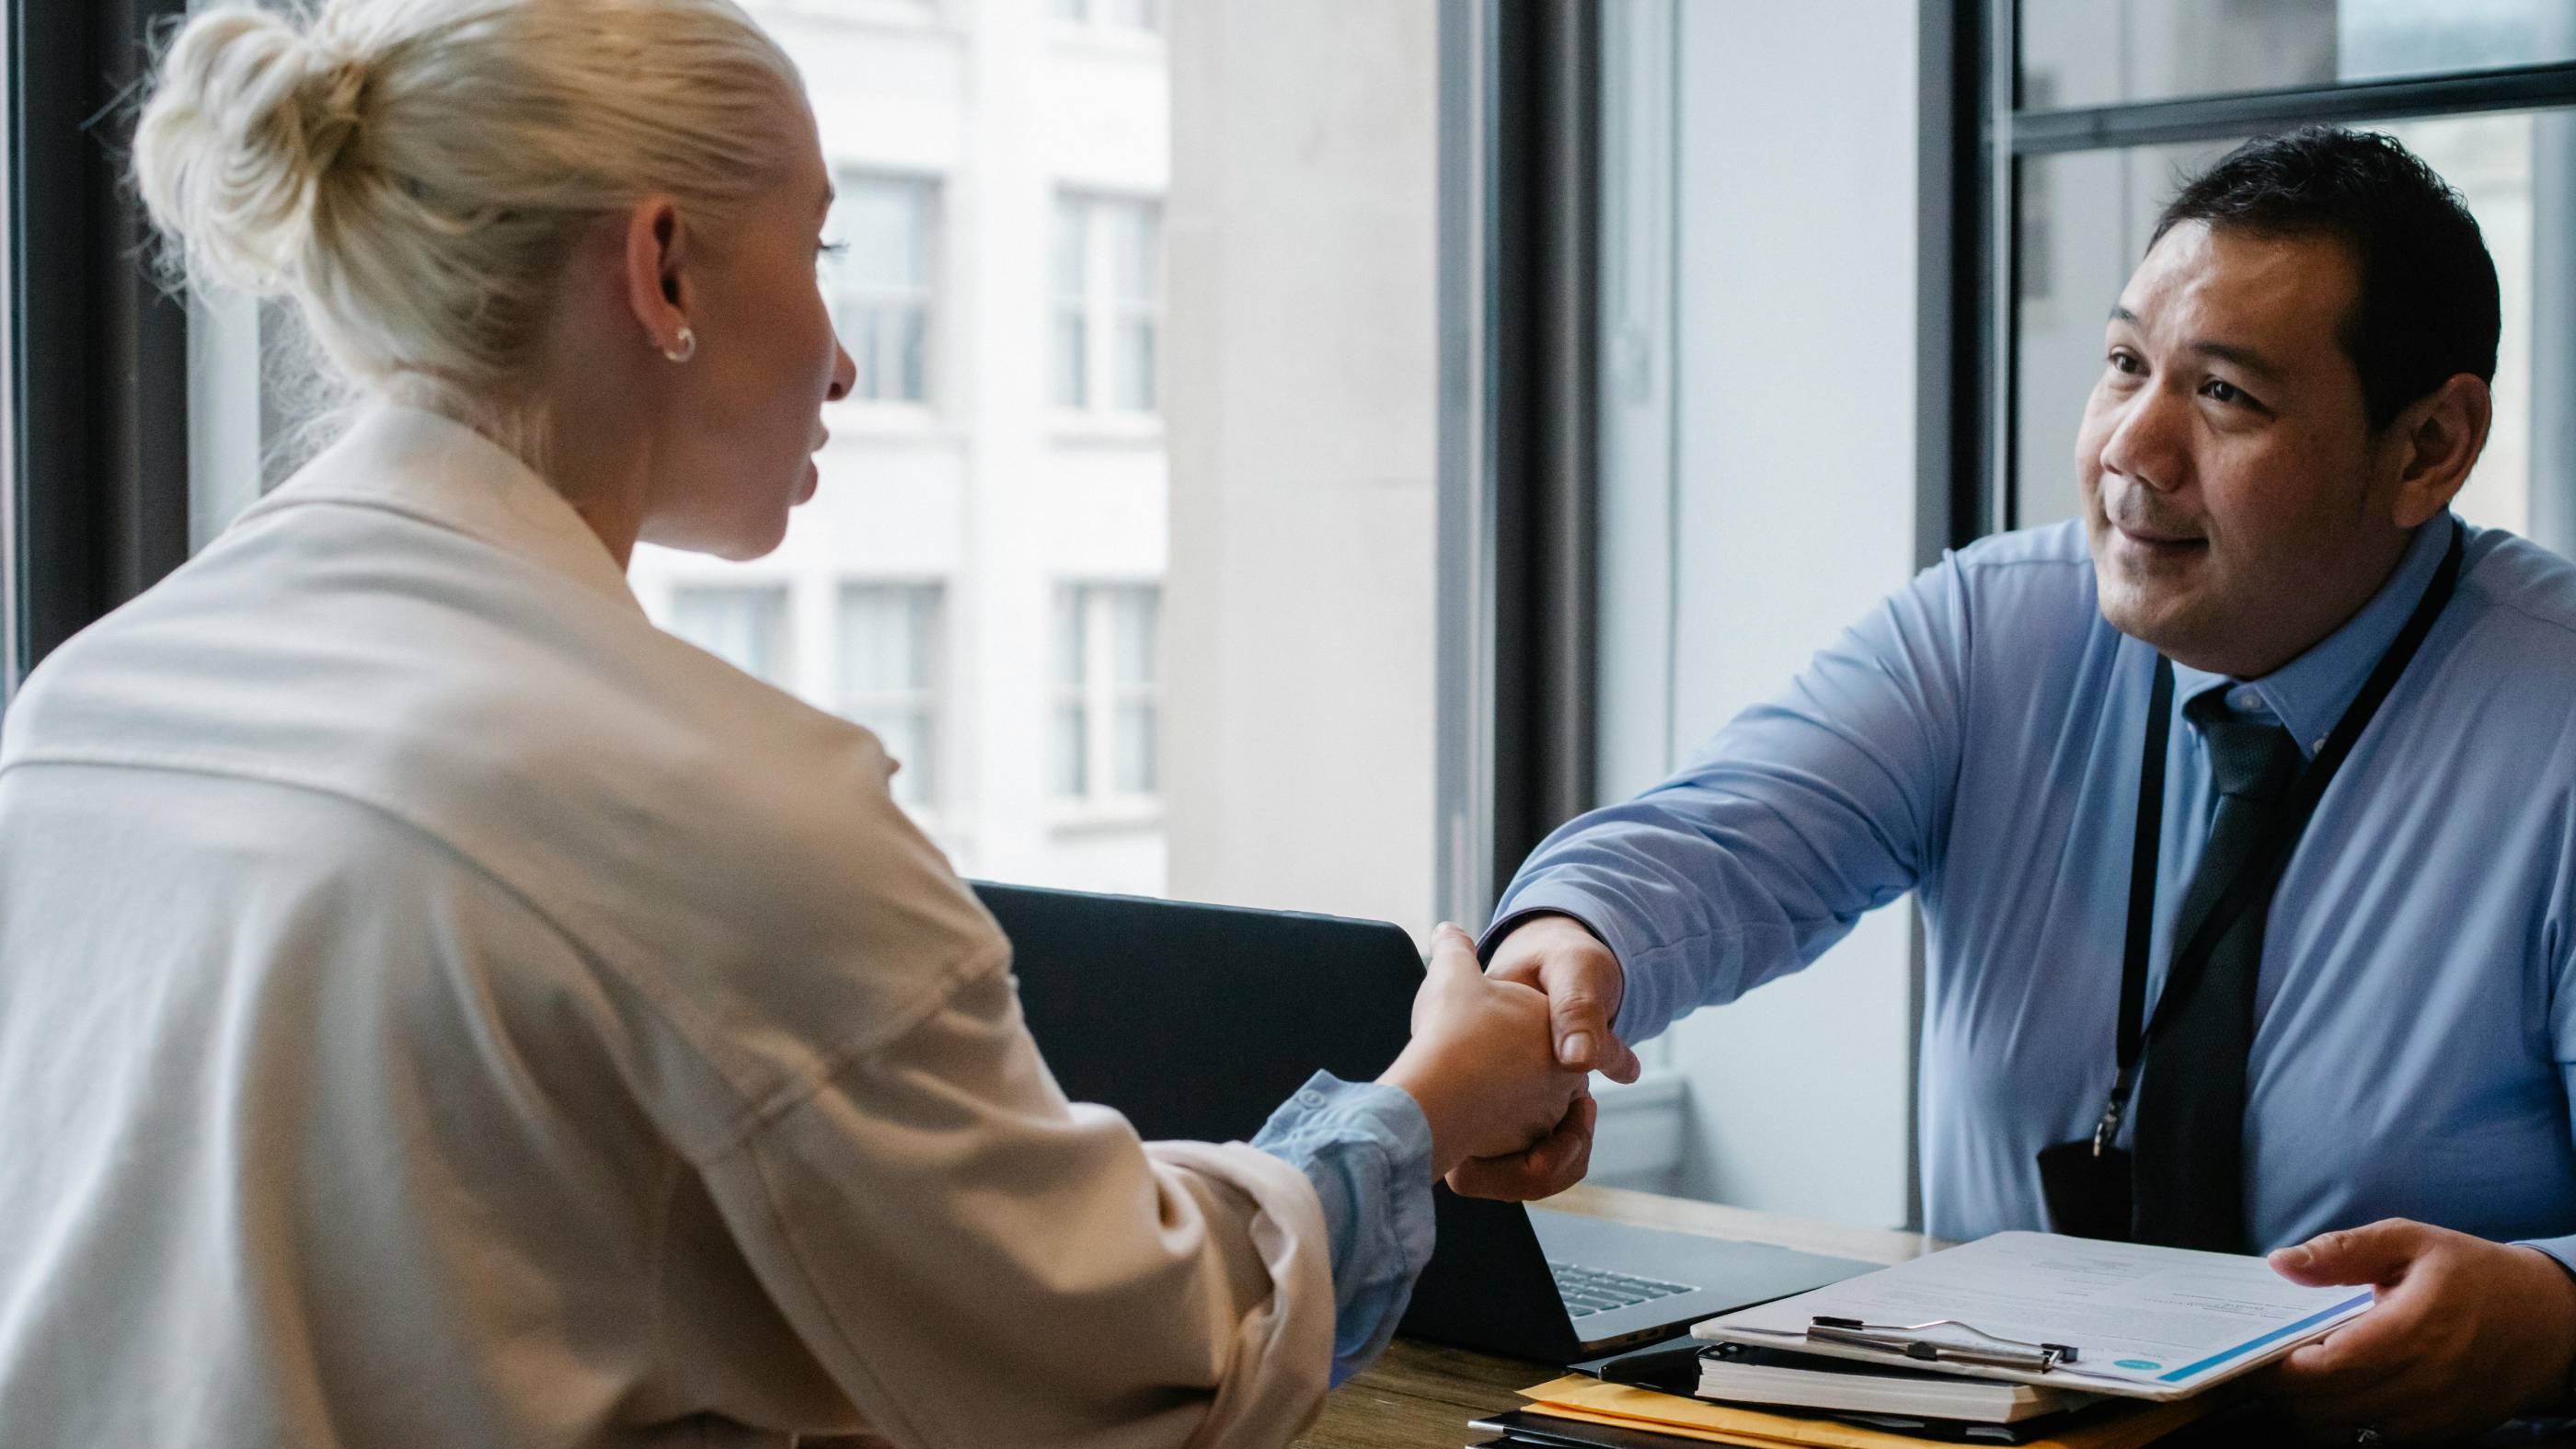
[0,3,1588,1445]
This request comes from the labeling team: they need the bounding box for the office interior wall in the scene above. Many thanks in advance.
[1633,0,1922,1227]
[1160,2,1440,940]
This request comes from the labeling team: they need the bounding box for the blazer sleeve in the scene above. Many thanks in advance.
[696,959,1340,1449]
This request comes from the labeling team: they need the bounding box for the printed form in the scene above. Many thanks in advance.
[1694,1231,2374,1400]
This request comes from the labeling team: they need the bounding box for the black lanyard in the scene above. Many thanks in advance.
[2088,521,2467,1154]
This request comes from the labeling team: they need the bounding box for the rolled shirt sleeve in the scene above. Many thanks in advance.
[1248,1072,1437,1386]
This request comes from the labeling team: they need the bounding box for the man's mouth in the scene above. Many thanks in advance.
[2109,513,2207,548]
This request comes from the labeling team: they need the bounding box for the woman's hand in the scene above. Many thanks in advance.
[1379,924,1589,1180]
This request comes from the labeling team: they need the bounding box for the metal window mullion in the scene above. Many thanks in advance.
[9,0,195,697]
[1984,0,2017,532]
[2009,60,2576,156]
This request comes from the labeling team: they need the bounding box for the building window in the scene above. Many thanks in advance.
[839,583,944,810]
[1053,0,1159,34]
[1052,583,1158,802]
[667,585,791,686]
[824,172,935,405]
[1052,194,1161,415]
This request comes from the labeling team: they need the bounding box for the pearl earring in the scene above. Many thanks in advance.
[662,326,697,364]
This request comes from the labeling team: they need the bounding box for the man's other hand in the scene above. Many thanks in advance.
[2267,1219,2576,1443]
[1445,914,1639,1202]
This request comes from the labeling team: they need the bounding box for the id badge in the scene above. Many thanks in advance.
[2034,1138,2133,1242]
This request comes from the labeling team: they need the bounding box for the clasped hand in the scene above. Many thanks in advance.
[1379,925,1592,1181]
[1428,914,1636,1202]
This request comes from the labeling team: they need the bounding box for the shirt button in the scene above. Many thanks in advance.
[2230,687,2260,711]
[1297,1090,1326,1110]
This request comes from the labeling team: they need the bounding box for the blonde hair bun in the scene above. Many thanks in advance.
[134,5,371,293]
[129,0,803,439]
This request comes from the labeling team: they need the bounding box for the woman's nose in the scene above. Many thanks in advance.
[826,339,856,404]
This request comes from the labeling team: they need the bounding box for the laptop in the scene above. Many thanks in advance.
[973,881,1875,1361]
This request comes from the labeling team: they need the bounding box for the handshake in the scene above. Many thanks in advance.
[1377,914,1642,1202]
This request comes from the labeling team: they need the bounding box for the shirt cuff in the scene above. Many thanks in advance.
[1249,1071,1437,1386]
[2514,1236,2576,1409]
[1482,886,1668,1043]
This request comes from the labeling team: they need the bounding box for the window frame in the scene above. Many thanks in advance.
[665,581,795,688]
[1048,580,1160,819]
[5,0,194,707]
[823,167,939,411]
[1959,2,2576,537]
[1048,190,1163,423]
[835,579,945,811]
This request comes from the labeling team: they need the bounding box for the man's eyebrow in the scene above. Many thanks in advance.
[2105,306,2287,383]
[2189,339,2286,384]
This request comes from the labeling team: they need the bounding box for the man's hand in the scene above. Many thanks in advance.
[2266,1219,2576,1443]
[1445,913,1639,1202]
[1379,925,1588,1180]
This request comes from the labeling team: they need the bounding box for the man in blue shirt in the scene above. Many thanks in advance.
[1462,127,2576,1440]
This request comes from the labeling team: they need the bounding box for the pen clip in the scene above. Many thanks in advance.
[1807,1316,2081,1374]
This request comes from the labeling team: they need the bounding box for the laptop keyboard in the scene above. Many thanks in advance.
[1547,1259,1699,1319]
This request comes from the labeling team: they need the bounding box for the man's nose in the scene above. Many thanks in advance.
[2098,385,2190,494]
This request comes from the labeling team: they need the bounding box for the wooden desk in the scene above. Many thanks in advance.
[1295,1185,2576,1449]
[1297,1183,1936,1448]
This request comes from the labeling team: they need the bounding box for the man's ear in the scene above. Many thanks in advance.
[2379,373,2493,530]
[622,197,691,355]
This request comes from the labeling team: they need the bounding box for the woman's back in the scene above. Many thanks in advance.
[0,406,999,1444]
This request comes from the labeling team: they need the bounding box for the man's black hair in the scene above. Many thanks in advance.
[2150,124,2499,431]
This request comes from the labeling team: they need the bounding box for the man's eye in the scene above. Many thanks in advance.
[2202,378,2247,406]
[2107,351,2143,375]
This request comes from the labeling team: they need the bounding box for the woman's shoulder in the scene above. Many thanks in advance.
[7,446,1006,1130]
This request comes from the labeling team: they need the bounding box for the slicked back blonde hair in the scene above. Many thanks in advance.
[133,0,805,449]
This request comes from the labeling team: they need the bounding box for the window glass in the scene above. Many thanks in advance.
[824,173,933,405]
[1109,585,1157,794]
[1107,200,1160,412]
[2022,1,2576,110]
[667,585,791,684]
[1054,194,1161,415]
[1052,586,1089,798]
[2011,109,2568,540]
[182,3,1443,930]
[1051,582,1158,802]
[1052,198,1090,408]
[839,583,942,808]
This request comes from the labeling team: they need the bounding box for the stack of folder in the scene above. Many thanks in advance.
[1474,1369,2210,1449]
[1466,1231,2377,1449]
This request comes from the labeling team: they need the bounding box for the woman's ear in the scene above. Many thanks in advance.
[622,196,692,356]
[2381,373,2493,530]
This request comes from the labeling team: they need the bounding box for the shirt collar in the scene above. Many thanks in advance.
[237,402,644,617]
[2167,512,2459,758]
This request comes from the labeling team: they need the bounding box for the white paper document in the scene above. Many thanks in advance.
[1692,1231,2374,1401]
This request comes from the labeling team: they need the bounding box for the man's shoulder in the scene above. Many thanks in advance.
[1948,517,2095,575]
[2461,526,2576,652]
[1921,519,2108,659]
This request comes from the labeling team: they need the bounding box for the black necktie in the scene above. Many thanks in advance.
[2129,693,2305,1253]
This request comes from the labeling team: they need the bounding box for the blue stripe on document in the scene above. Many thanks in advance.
[2157,1292,2375,1384]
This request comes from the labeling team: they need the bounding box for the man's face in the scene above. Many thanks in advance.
[2075,220,2408,679]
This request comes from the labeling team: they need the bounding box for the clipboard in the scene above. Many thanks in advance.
[1690,1231,2374,1402]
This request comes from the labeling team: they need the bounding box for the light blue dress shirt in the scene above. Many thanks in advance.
[1250,1072,1436,1385]
[1496,514,2576,1269]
